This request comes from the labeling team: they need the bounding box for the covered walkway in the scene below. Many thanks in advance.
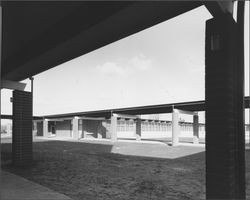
[1,171,72,200]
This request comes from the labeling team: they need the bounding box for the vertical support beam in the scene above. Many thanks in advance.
[193,114,199,144]
[72,117,79,140]
[111,114,117,142]
[43,119,49,137]
[172,109,180,146]
[12,91,33,166]
[236,2,246,198]
[97,121,103,139]
[82,120,87,138]
[205,14,245,199]
[136,118,141,141]
[0,3,2,188]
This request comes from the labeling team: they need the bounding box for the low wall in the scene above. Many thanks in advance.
[56,120,71,137]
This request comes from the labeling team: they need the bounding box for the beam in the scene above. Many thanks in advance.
[78,116,106,121]
[1,79,26,91]
[115,113,139,119]
[174,108,198,116]
[46,117,73,122]
[203,1,235,18]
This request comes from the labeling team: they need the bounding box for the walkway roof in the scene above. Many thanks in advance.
[1,1,203,81]
[2,97,250,120]
[40,96,250,119]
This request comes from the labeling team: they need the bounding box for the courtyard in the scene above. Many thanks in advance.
[1,138,250,200]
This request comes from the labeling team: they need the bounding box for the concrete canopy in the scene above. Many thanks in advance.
[1,1,202,81]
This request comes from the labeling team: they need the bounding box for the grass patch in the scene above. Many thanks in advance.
[1,140,207,200]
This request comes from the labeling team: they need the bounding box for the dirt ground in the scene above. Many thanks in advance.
[1,140,250,200]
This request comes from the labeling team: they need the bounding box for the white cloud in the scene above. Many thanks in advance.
[128,54,152,71]
[96,62,126,76]
[94,54,152,77]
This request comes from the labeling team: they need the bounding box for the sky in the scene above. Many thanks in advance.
[1,4,249,123]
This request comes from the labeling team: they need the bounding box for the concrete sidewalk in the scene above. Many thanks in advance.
[0,171,72,200]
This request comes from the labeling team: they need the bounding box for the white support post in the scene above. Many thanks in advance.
[111,114,117,142]
[136,118,141,141]
[172,109,180,146]
[72,117,79,140]
[43,119,49,137]
[193,114,199,144]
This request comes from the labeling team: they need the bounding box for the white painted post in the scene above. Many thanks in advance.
[172,109,180,146]
[72,117,79,140]
[43,119,49,137]
[111,114,117,142]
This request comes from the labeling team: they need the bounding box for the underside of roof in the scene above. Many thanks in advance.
[1,1,202,81]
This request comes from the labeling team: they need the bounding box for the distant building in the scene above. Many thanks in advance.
[33,117,206,140]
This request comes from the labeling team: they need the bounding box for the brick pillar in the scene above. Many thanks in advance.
[136,118,141,141]
[12,90,33,166]
[43,119,49,137]
[172,109,180,146]
[72,117,79,140]
[205,14,245,199]
[193,115,199,144]
[111,115,117,142]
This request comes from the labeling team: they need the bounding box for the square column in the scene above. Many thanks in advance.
[205,14,245,199]
[72,117,79,140]
[193,114,199,144]
[172,109,180,146]
[12,90,33,166]
[136,118,141,141]
[111,115,117,142]
[43,119,49,137]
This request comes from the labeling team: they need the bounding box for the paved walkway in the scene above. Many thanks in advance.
[0,171,72,200]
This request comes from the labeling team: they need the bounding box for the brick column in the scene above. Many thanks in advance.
[136,118,141,141]
[111,115,117,142]
[172,109,180,146]
[72,117,79,140]
[205,14,245,199]
[12,90,33,166]
[193,114,199,144]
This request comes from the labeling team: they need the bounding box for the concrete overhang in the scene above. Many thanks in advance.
[1,1,202,81]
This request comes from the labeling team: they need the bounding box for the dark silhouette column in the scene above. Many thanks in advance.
[136,118,141,141]
[205,13,245,199]
[193,114,199,144]
[12,90,33,166]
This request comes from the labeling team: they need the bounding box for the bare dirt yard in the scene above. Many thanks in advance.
[1,139,250,200]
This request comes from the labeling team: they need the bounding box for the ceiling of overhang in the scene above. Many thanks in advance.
[1,1,202,81]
